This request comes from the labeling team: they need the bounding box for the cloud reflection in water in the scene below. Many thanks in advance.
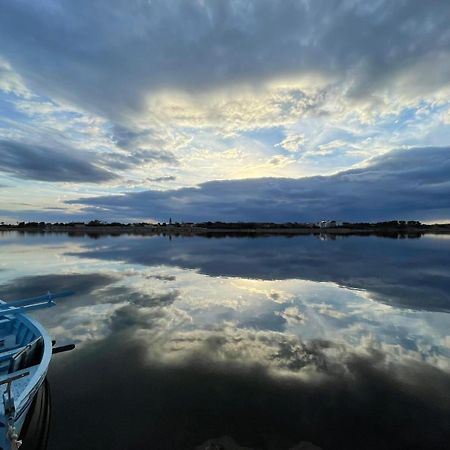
[0,232,449,449]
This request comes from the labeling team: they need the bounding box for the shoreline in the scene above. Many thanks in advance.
[1,225,449,237]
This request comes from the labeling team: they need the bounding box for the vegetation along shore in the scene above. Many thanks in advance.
[1,220,449,238]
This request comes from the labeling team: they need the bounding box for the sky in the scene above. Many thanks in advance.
[0,0,450,223]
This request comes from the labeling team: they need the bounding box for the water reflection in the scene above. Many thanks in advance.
[64,234,450,311]
[0,232,449,449]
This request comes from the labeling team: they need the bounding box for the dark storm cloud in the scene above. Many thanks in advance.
[47,324,450,450]
[0,140,116,182]
[68,146,450,222]
[0,1,449,119]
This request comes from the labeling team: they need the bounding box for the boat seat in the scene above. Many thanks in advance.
[9,337,43,373]
[0,346,25,363]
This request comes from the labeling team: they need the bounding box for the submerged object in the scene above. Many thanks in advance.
[0,292,73,450]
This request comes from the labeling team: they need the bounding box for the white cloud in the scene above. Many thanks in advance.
[0,58,30,97]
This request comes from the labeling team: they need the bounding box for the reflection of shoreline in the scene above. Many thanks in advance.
[1,226,449,238]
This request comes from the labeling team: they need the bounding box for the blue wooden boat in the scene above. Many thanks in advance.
[0,292,73,450]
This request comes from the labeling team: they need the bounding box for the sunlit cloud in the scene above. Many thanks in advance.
[0,0,450,220]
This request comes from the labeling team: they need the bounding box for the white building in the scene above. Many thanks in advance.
[318,220,338,228]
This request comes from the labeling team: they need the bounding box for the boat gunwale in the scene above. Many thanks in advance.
[13,313,52,412]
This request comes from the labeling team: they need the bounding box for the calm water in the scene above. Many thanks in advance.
[1,232,450,450]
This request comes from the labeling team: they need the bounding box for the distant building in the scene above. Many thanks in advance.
[318,220,339,228]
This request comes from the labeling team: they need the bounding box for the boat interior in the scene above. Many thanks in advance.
[0,316,43,380]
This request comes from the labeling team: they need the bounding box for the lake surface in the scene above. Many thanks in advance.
[1,232,450,450]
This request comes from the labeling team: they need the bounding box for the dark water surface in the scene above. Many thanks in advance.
[1,232,450,449]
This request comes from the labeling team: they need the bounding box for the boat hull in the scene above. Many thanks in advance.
[0,306,52,450]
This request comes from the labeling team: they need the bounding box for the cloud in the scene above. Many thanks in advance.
[0,57,30,97]
[141,83,328,138]
[1,2,450,222]
[0,1,449,121]
[1,0,450,201]
[0,139,116,182]
[68,146,450,222]
[146,274,176,281]
[146,176,177,183]
[275,134,305,153]
[100,149,178,171]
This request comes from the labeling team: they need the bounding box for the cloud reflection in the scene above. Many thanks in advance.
[48,316,450,450]
[1,233,450,448]
[69,234,450,312]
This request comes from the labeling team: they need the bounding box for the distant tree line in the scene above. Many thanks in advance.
[341,220,424,229]
[193,221,316,229]
[1,219,450,230]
